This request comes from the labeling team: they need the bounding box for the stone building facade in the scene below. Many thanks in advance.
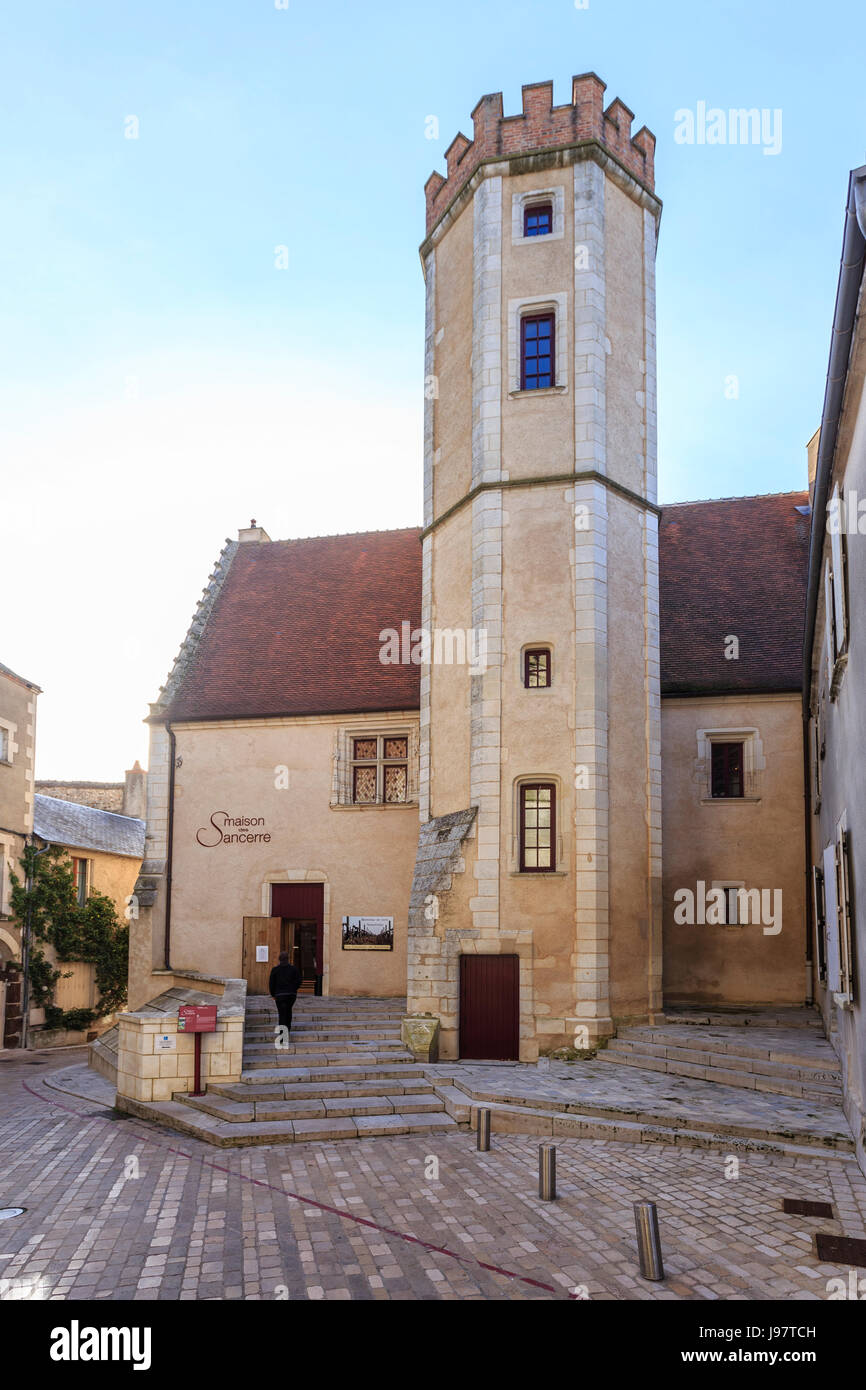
[804,163,866,1177]
[127,74,818,1070]
[0,660,40,964]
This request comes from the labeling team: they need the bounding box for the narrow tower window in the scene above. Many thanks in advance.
[523,201,553,237]
[520,313,555,390]
[524,648,552,688]
[520,783,556,872]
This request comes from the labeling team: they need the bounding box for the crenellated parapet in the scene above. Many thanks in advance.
[425,73,655,234]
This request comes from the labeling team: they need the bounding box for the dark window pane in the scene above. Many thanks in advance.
[524,202,553,236]
[711,742,744,798]
[520,315,555,391]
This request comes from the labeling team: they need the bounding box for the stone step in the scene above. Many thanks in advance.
[245,1021,404,1035]
[463,1100,856,1161]
[596,1048,841,1100]
[661,1008,823,1030]
[605,1037,841,1080]
[239,1062,423,1085]
[242,1051,415,1070]
[178,1091,445,1123]
[116,1095,459,1147]
[448,1082,854,1152]
[612,1027,841,1071]
[244,1039,408,1056]
[210,1076,436,1103]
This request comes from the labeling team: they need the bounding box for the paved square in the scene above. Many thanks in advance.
[1,1048,865,1301]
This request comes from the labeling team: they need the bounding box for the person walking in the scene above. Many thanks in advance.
[269,950,302,1033]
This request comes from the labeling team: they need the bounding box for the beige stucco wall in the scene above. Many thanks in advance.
[132,713,419,1009]
[662,693,807,1006]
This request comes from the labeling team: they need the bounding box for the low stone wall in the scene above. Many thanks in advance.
[108,972,246,1105]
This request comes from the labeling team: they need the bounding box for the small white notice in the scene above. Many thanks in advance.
[155,1034,176,1052]
[256,945,269,963]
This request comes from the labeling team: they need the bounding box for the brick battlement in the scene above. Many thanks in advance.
[425,74,655,234]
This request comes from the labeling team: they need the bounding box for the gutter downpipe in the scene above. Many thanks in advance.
[163,726,177,971]
[801,166,866,1003]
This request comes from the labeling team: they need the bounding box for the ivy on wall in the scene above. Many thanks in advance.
[10,844,129,1027]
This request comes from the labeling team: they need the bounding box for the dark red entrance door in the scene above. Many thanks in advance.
[459,955,519,1060]
[270,883,324,993]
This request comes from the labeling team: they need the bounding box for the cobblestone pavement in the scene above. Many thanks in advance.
[1,1048,865,1302]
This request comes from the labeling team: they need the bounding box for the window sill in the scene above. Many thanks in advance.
[509,869,569,878]
[700,797,762,805]
[330,801,419,812]
[508,385,567,400]
[512,232,564,247]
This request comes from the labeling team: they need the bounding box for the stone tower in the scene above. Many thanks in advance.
[406,75,663,1060]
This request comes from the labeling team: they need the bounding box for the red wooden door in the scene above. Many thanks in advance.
[459,955,520,1060]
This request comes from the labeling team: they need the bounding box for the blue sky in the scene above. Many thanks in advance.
[1,0,864,777]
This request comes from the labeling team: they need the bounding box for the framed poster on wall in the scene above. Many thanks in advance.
[342,916,394,950]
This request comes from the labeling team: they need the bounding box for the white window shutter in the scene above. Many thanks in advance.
[811,716,822,800]
[837,826,854,1002]
[829,486,848,655]
[824,559,837,668]
[823,840,840,994]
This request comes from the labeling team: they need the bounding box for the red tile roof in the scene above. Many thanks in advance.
[659,492,810,696]
[162,494,810,722]
[163,529,423,722]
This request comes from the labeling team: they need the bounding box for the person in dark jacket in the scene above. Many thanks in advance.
[269,951,302,1032]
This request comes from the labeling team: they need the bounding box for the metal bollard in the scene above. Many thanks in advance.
[538,1142,557,1200]
[476,1107,491,1151]
[633,1200,665,1281]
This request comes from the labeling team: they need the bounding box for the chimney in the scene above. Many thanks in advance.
[807,428,820,506]
[123,761,147,820]
[238,518,271,543]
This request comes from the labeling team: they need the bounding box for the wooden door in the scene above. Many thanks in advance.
[242,916,282,995]
[459,955,520,1060]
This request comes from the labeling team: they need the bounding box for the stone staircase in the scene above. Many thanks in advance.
[597,1009,843,1103]
[137,996,461,1147]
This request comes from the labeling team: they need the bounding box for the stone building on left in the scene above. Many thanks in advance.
[0,657,145,1046]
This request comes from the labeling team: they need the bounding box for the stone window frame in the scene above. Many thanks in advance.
[259,870,332,995]
[508,773,568,875]
[0,837,14,917]
[696,727,763,803]
[72,856,91,906]
[710,879,747,931]
[0,716,16,766]
[511,186,566,246]
[507,292,569,396]
[331,723,419,809]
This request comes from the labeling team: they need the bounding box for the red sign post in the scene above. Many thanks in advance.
[178,1005,218,1096]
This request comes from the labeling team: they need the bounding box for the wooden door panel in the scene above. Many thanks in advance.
[242,916,281,995]
[459,955,520,1060]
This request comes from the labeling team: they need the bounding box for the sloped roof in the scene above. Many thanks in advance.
[659,491,810,695]
[159,497,810,722]
[163,529,423,722]
[33,795,145,859]
[0,660,41,692]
